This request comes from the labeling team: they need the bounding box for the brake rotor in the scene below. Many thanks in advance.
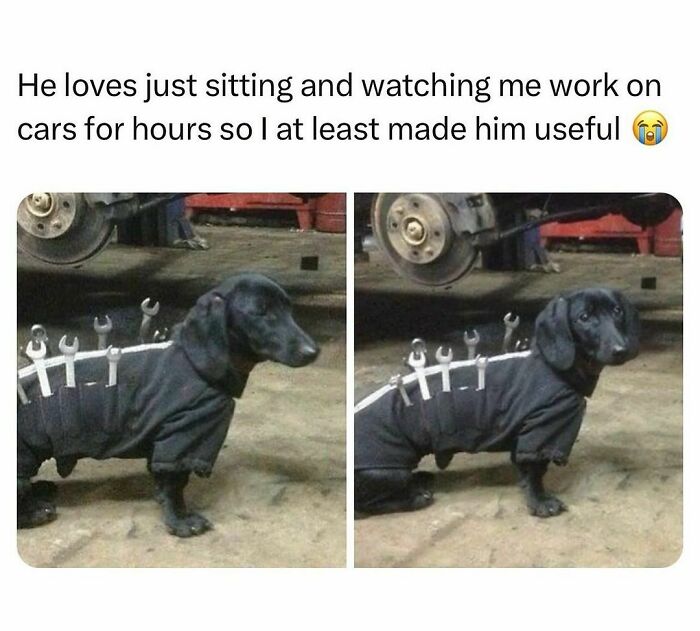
[17,193,115,265]
[371,193,479,285]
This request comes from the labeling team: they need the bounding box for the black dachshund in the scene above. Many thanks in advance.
[18,273,319,536]
[355,288,639,518]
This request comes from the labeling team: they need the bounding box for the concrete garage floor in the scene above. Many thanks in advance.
[354,250,682,568]
[17,225,346,567]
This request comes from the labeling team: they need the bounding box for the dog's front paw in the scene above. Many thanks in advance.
[17,499,57,529]
[409,489,434,511]
[528,495,567,518]
[166,512,213,537]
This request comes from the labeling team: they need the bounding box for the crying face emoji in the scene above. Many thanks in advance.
[633,111,667,145]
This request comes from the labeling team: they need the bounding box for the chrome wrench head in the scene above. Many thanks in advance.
[435,346,453,364]
[94,315,113,350]
[141,298,160,317]
[152,327,169,343]
[463,329,480,346]
[58,334,79,356]
[106,345,122,362]
[503,312,520,329]
[93,315,113,334]
[411,337,427,357]
[31,324,49,345]
[25,339,47,361]
[407,349,426,370]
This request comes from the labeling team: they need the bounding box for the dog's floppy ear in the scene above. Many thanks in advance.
[535,295,576,370]
[178,291,230,381]
[616,290,641,359]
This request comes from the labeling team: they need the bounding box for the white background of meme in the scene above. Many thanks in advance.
[1,1,696,629]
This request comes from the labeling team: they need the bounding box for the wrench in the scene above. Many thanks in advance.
[31,324,50,356]
[463,329,480,360]
[502,312,520,354]
[94,315,113,350]
[25,340,52,397]
[152,327,169,343]
[389,374,412,407]
[515,338,530,352]
[17,377,29,405]
[435,346,453,392]
[407,338,431,400]
[106,346,122,387]
[476,355,488,391]
[58,335,79,387]
[140,298,160,343]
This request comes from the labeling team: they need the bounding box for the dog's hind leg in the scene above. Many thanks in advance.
[355,468,434,516]
[17,477,57,529]
[515,461,567,518]
[151,471,213,537]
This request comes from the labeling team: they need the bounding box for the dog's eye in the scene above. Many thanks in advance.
[578,312,590,322]
[613,305,623,318]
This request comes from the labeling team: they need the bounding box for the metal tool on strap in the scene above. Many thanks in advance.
[58,335,79,387]
[31,324,50,356]
[26,340,52,397]
[435,346,453,392]
[476,355,488,391]
[152,327,169,343]
[17,378,29,405]
[515,338,530,352]
[140,298,160,343]
[94,315,113,350]
[106,346,122,387]
[464,329,479,360]
[407,338,431,400]
[389,374,412,407]
[502,313,520,354]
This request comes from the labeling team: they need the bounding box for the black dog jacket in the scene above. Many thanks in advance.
[354,349,592,471]
[17,302,249,481]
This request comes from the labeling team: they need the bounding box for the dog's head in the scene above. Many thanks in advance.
[177,273,319,383]
[534,288,640,371]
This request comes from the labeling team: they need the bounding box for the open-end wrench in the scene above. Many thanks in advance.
[463,329,480,360]
[17,377,29,405]
[152,327,169,343]
[140,298,160,343]
[58,335,79,387]
[407,338,431,400]
[94,315,113,350]
[106,346,122,387]
[476,355,488,391]
[502,312,520,354]
[390,374,412,407]
[435,346,453,392]
[515,338,530,352]
[31,324,50,356]
[25,340,52,397]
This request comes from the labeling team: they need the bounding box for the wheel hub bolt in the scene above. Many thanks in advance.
[405,220,425,241]
[31,193,51,211]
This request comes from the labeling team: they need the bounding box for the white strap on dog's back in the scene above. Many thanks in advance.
[353,350,533,414]
[18,341,174,380]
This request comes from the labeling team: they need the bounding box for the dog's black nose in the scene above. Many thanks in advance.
[299,341,320,362]
[611,344,627,360]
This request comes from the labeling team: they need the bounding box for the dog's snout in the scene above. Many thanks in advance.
[299,340,320,362]
[611,344,627,360]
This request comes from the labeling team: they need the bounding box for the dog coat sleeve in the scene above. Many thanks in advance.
[513,389,586,465]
